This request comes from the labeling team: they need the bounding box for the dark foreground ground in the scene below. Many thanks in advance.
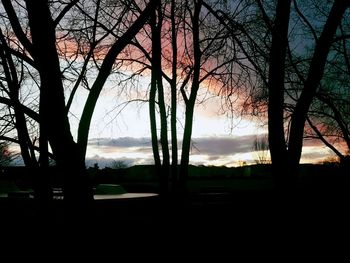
[0,185,349,260]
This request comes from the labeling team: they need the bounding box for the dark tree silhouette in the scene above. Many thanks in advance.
[150,3,171,196]
[205,0,350,188]
[279,0,349,185]
[266,0,293,187]
[121,0,245,197]
[77,0,161,162]
[0,0,160,219]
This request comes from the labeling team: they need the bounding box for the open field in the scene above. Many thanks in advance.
[0,186,348,259]
[0,163,349,257]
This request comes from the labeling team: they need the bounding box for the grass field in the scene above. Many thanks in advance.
[0,163,348,259]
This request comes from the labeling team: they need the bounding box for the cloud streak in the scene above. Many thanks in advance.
[86,135,336,167]
[88,135,256,156]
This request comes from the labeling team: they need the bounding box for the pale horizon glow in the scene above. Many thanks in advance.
[7,72,339,168]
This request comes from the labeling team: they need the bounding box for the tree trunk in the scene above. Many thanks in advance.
[267,0,292,188]
[25,0,93,219]
[77,0,160,161]
[179,99,196,195]
[179,0,202,196]
[170,0,179,194]
[151,4,170,196]
[149,11,162,196]
[268,0,349,190]
[149,63,161,168]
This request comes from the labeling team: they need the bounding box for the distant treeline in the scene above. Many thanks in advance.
[1,163,344,187]
[88,163,347,183]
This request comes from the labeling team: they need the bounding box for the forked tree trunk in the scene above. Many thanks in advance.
[25,0,93,219]
[288,0,349,170]
[77,0,160,161]
[268,0,349,190]
[151,4,170,197]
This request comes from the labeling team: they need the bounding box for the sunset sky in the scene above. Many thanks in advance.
[69,75,336,168]
[3,1,342,168]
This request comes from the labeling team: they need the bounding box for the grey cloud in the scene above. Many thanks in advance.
[89,135,257,157]
[206,155,222,161]
[89,137,152,148]
[191,135,257,156]
[88,135,333,163]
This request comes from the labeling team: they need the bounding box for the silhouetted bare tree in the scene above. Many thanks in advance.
[0,0,159,218]
[252,135,270,164]
[205,0,350,188]
[278,0,349,185]
[0,29,39,168]
[122,0,246,197]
